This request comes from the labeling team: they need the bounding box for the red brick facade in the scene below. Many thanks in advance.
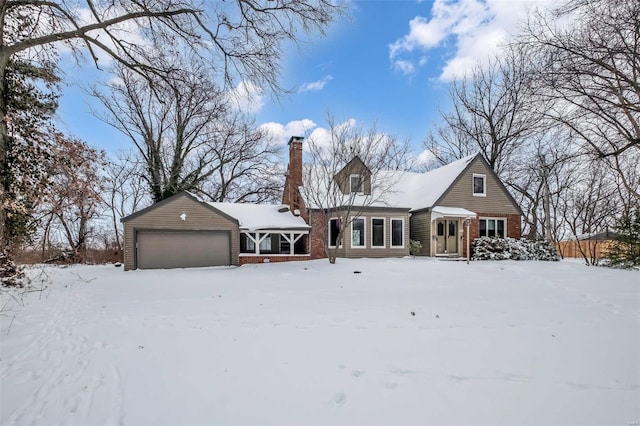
[239,255,310,265]
[281,136,308,222]
[309,210,328,259]
[462,213,521,257]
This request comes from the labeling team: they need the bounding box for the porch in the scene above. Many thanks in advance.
[239,229,310,264]
[429,206,477,257]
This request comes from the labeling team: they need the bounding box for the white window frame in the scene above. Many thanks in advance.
[350,174,364,194]
[371,217,386,249]
[473,173,486,197]
[328,217,342,248]
[390,218,405,248]
[350,216,366,249]
[479,217,507,238]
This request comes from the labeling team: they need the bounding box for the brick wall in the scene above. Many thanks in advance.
[463,213,522,257]
[309,210,328,259]
[281,137,308,221]
[239,255,310,265]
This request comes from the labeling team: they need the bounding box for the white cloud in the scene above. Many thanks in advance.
[259,119,318,145]
[389,0,554,81]
[415,149,437,169]
[393,59,416,76]
[299,75,334,93]
[227,81,265,114]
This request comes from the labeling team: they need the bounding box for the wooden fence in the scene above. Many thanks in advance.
[556,240,614,260]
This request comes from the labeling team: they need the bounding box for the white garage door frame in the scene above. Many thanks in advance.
[134,229,232,269]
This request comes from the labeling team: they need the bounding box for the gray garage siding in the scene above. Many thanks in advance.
[122,193,239,270]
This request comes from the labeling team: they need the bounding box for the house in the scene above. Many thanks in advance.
[121,136,522,269]
[282,136,523,259]
[120,192,310,270]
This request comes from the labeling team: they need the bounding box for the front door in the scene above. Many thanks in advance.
[435,219,459,255]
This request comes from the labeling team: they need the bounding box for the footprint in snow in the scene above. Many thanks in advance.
[351,370,365,378]
[333,392,347,407]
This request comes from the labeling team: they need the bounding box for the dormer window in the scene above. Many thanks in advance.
[473,174,486,197]
[350,174,363,194]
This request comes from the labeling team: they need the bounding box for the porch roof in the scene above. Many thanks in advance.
[208,202,310,232]
[431,206,477,220]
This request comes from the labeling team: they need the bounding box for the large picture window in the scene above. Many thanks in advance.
[391,218,404,248]
[351,217,365,248]
[479,218,506,238]
[329,218,341,247]
[372,218,385,248]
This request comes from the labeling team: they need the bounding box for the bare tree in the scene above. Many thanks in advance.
[198,113,283,203]
[559,160,619,265]
[424,47,543,174]
[94,63,283,203]
[521,0,640,198]
[302,116,412,263]
[102,150,150,252]
[0,0,345,278]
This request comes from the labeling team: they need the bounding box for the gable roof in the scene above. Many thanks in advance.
[303,153,522,215]
[120,191,239,224]
[381,154,477,210]
[208,202,310,232]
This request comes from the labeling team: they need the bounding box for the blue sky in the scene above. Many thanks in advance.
[55,0,549,160]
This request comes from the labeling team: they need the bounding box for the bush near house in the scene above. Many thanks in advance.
[472,237,559,261]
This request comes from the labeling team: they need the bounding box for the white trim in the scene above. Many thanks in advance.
[390,217,405,249]
[472,173,486,197]
[479,217,507,238]
[328,217,343,249]
[350,216,366,249]
[349,174,364,194]
[371,217,386,249]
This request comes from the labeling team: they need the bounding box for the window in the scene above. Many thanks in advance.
[391,218,404,248]
[240,233,256,253]
[350,174,363,193]
[449,222,456,236]
[351,217,365,248]
[329,218,341,248]
[372,218,385,248]
[437,222,445,236]
[259,234,272,252]
[479,218,506,238]
[473,174,486,196]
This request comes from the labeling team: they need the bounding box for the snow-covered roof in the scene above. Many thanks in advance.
[303,154,477,211]
[208,202,310,232]
[431,206,477,219]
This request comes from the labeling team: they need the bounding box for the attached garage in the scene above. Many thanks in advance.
[121,192,240,270]
[136,230,231,269]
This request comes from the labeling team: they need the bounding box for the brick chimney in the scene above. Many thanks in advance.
[282,136,305,217]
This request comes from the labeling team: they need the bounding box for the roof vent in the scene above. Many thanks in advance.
[293,209,301,216]
[278,206,290,213]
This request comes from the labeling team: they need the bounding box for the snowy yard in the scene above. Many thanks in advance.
[1,258,638,426]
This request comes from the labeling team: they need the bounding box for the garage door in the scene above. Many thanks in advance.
[137,230,230,269]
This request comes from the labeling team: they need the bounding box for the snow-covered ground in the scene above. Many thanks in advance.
[1,258,638,426]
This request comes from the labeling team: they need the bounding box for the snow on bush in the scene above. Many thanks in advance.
[472,237,560,261]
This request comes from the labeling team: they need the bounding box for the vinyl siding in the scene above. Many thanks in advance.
[409,211,432,256]
[342,211,410,258]
[123,193,239,270]
[437,157,520,214]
